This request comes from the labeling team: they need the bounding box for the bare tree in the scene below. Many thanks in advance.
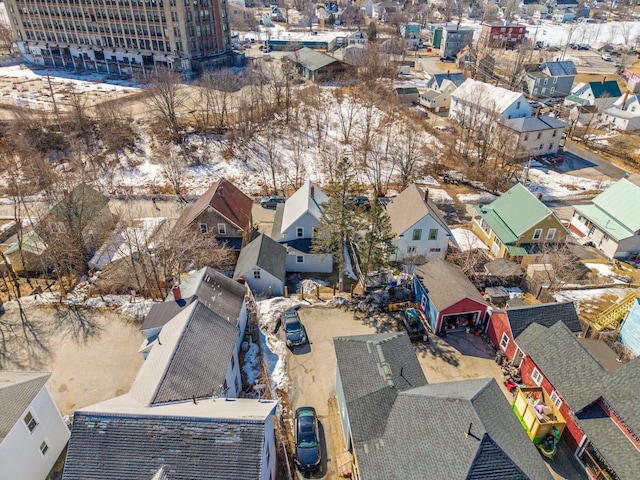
[0,24,15,54]
[143,69,186,143]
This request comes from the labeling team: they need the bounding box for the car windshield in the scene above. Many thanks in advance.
[406,311,420,326]
[286,322,302,333]
[298,420,318,448]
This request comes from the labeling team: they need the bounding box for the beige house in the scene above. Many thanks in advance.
[472,183,567,260]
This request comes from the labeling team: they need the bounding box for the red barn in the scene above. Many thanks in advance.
[481,23,527,47]
[516,321,640,479]
[413,259,488,334]
[486,302,582,366]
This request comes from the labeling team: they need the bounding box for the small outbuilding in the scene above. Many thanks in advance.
[233,234,287,296]
[287,47,351,82]
[413,259,488,334]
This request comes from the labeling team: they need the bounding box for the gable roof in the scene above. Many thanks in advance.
[275,180,327,239]
[613,93,640,110]
[573,179,640,241]
[501,302,582,338]
[0,371,51,442]
[430,72,467,90]
[140,296,197,332]
[588,80,622,99]
[129,301,240,406]
[502,115,568,133]
[386,184,450,239]
[289,47,342,71]
[165,267,247,326]
[516,321,640,478]
[181,178,252,231]
[47,182,109,229]
[414,259,486,311]
[334,332,427,445]
[473,183,559,244]
[542,60,577,76]
[334,335,552,480]
[62,395,277,480]
[233,233,287,281]
[452,79,534,116]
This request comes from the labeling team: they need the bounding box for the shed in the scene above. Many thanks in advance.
[287,47,350,82]
[484,286,510,305]
[394,86,419,104]
[413,259,488,334]
[233,234,287,296]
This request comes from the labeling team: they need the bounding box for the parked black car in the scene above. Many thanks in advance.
[353,196,371,210]
[401,307,428,342]
[260,195,284,208]
[283,309,307,348]
[294,407,321,472]
[439,55,456,62]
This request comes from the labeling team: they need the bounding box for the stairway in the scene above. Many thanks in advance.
[592,289,640,331]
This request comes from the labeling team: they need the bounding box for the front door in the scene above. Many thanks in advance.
[512,347,524,367]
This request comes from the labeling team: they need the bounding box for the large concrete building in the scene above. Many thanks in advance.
[4,0,233,73]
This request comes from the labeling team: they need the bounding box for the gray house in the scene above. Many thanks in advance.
[288,47,351,82]
[525,61,577,98]
[233,233,287,296]
[441,26,474,58]
[333,332,553,480]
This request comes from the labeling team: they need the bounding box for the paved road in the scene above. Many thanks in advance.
[563,141,640,183]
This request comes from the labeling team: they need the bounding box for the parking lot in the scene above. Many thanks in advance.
[285,305,587,480]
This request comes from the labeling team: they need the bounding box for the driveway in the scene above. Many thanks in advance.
[0,300,145,415]
[285,305,587,480]
[561,142,631,181]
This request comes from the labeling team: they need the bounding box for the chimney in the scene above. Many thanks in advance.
[447,69,450,77]
[424,189,429,202]
[310,184,315,198]
[621,91,629,110]
[192,395,197,405]
[602,76,606,85]
[537,193,543,201]
[172,283,182,301]
[535,106,541,117]
[219,186,224,198]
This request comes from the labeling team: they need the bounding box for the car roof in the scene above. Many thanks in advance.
[296,406,316,416]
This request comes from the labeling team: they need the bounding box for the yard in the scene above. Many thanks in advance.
[0,299,145,415]
[283,305,587,480]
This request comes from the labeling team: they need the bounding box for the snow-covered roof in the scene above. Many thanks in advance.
[452,79,532,115]
[502,114,568,133]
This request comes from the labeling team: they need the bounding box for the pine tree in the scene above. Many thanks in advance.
[312,157,363,292]
[359,198,395,278]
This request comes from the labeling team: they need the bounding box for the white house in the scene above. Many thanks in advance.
[602,93,640,132]
[501,114,568,156]
[569,178,640,259]
[0,371,70,480]
[234,233,287,296]
[420,72,466,112]
[385,184,452,262]
[347,30,368,46]
[271,180,333,273]
[62,395,278,480]
[450,78,535,122]
[564,80,622,112]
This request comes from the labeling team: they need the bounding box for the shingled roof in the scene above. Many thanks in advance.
[516,321,640,479]
[129,301,239,406]
[181,178,252,231]
[62,396,277,480]
[334,334,552,480]
[0,371,51,442]
[386,184,450,240]
[414,259,486,311]
[501,302,582,338]
[233,233,287,282]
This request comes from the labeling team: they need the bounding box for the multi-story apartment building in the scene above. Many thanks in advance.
[480,22,527,48]
[4,0,232,74]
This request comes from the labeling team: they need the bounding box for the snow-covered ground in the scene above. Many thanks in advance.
[450,227,489,251]
[457,192,497,204]
[525,161,612,201]
[554,287,632,303]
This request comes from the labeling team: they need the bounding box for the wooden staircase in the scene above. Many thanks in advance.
[592,289,640,331]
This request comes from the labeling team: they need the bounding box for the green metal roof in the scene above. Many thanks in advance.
[589,80,622,99]
[504,244,529,256]
[474,183,554,244]
[592,179,640,234]
[4,230,47,256]
[565,94,586,104]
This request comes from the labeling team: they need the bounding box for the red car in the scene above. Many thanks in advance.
[548,156,565,163]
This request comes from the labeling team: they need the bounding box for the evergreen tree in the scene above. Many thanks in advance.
[312,157,363,292]
[367,21,377,42]
[359,198,395,278]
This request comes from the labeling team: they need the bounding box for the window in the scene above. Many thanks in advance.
[516,101,521,109]
[550,390,563,408]
[428,229,438,240]
[39,441,49,456]
[536,132,542,139]
[550,87,555,94]
[230,355,235,369]
[412,229,422,240]
[531,368,543,386]
[23,412,38,433]
[552,130,557,137]
[253,269,260,279]
[407,246,416,254]
[500,333,509,350]
[429,248,441,252]
[533,228,543,240]
[296,227,304,238]
[199,223,208,234]
[549,143,553,150]
[217,223,226,235]
[296,255,304,263]
[524,134,529,141]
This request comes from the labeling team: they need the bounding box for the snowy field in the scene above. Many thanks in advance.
[450,228,489,251]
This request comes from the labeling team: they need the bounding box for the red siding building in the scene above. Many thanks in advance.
[481,23,527,47]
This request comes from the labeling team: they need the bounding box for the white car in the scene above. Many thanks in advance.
[602,54,612,61]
